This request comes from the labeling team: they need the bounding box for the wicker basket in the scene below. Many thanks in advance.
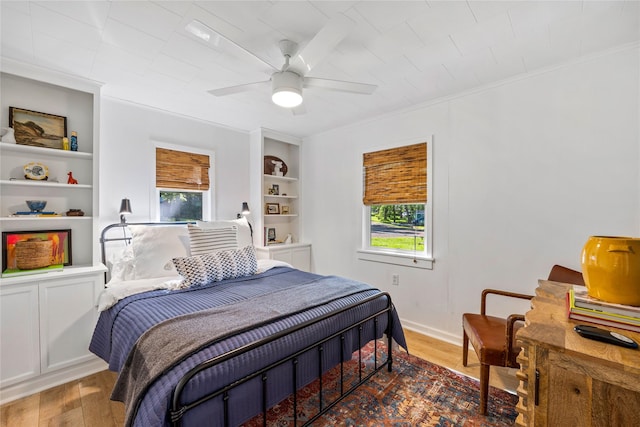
[16,238,53,270]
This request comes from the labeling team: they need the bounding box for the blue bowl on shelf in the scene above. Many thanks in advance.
[26,200,47,212]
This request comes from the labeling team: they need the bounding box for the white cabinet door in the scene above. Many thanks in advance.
[39,274,102,373]
[0,284,40,387]
[256,244,311,272]
[290,247,311,272]
[271,250,293,265]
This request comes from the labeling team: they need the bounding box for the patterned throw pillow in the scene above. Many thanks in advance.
[187,223,238,256]
[173,245,258,288]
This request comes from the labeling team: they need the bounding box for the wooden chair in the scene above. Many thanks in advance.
[461,265,584,415]
[547,264,585,286]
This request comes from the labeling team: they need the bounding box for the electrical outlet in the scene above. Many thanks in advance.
[392,274,400,286]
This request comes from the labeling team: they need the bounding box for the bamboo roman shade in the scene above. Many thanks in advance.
[156,147,210,190]
[362,142,427,205]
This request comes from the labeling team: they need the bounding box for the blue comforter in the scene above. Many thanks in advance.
[90,267,406,426]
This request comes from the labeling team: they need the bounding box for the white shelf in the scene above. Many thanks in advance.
[1,216,92,221]
[265,214,298,218]
[0,264,106,286]
[263,195,298,199]
[263,174,298,182]
[0,180,92,190]
[0,143,92,159]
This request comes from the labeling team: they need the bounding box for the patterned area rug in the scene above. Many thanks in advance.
[243,341,518,426]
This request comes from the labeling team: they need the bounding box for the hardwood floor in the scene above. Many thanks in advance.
[0,329,518,426]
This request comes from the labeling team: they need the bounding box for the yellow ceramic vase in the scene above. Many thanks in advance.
[581,236,640,306]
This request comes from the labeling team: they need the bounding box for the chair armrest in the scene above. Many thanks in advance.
[480,289,533,315]
[506,314,526,358]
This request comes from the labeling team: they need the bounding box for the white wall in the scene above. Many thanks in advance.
[301,47,640,344]
[99,98,250,232]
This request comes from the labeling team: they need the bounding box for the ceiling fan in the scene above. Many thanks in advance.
[185,15,377,110]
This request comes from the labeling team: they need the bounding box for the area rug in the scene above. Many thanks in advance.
[243,341,519,426]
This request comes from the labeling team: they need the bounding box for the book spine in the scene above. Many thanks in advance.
[573,298,640,318]
[568,312,640,333]
[569,290,640,324]
[570,306,640,325]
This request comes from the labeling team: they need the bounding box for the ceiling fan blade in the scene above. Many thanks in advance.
[186,19,280,72]
[289,14,353,74]
[303,77,377,94]
[208,80,270,96]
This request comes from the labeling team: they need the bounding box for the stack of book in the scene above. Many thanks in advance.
[10,211,61,217]
[567,287,640,333]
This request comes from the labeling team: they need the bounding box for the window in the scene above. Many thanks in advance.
[155,146,212,221]
[159,191,203,221]
[359,140,433,268]
[369,204,424,250]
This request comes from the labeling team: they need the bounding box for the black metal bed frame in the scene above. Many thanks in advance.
[169,293,394,427]
[100,222,395,427]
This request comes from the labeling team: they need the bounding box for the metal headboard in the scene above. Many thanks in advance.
[99,222,193,281]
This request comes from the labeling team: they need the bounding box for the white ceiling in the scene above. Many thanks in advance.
[1,1,638,138]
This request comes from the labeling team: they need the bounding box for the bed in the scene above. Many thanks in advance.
[91,220,407,426]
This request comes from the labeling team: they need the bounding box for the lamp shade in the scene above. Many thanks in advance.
[119,198,132,215]
[241,202,250,215]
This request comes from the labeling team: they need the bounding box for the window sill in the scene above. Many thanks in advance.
[357,249,433,270]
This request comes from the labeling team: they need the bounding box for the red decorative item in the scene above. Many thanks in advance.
[67,171,78,184]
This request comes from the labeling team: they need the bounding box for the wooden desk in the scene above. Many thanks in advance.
[515,280,640,426]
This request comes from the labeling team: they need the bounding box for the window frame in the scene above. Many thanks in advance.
[151,141,213,222]
[358,137,434,269]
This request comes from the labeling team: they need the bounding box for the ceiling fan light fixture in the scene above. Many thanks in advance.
[272,71,303,108]
[272,88,302,108]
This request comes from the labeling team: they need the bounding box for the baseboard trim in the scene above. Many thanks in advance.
[400,318,462,347]
[0,358,108,405]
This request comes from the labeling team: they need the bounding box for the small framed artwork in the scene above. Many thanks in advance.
[281,205,290,214]
[266,203,280,215]
[2,229,72,277]
[268,184,280,195]
[266,227,276,242]
[9,107,68,150]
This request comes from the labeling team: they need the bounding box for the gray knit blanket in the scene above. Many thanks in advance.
[112,275,379,426]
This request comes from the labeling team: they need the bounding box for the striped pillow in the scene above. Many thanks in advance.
[187,224,238,256]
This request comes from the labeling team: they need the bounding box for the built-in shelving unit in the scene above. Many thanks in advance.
[250,129,311,271]
[0,60,106,404]
[0,62,101,268]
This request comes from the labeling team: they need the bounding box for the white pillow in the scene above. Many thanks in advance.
[106,245,136,283]
[173,245,258,288]
[129,224,190,279]
[197,217,253,247]
[187,223,238,256]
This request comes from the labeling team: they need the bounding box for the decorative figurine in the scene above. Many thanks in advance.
[67,171,78,184]
[70,131,78,151]
[272,160,284,176]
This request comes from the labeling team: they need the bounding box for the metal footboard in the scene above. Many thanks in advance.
[168,292,395,427]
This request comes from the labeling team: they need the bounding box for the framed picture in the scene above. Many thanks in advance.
[9,106,68,150]
[281,205,290,214]
[2,229,72,277]
[266,227,276,242]
[268,184,280,195]
[266,203,280,215]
